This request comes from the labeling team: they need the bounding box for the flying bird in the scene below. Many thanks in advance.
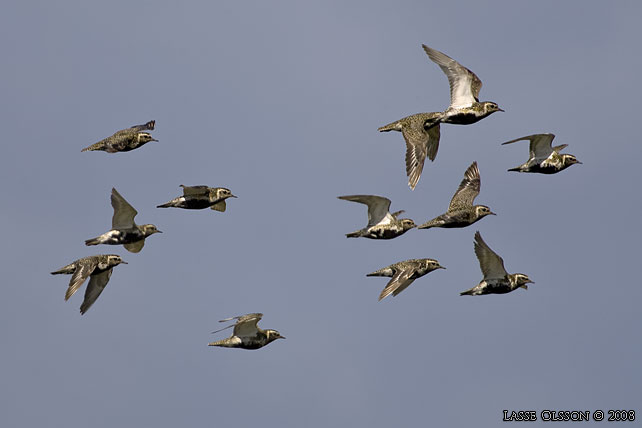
[422,44,503,125]
[157,185,236,211]
[418,161,495,229]
[367,258,445,301]
[378,113,442,190]
[81,120,157,153]
[85,188,162,253]
[50,254,127,314]
[460,232,533,296]
[208,313,285,350]
[337,195,415,239]
[502,133,581,174]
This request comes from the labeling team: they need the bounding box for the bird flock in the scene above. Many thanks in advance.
[50,44,580,350]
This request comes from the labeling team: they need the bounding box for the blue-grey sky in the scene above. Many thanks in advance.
[2,1,641,426]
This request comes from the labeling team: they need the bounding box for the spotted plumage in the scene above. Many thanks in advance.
[460,232,533,296]
[208,313,285,350]
[367,258,445,301]
[85,188,161,253]
[81,120,157,153]
[157,185,236,211]
[502,133,581,174]
[337,195,415,239]
[418,161,495,229]
[378,113,442,190]
[50,254,127,314]
[422,44,503,125]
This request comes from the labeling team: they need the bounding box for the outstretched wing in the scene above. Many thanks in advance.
[232,314,263,338]
[378,267,416,301]
[212,313,264,338]
[210,200,227,212]
[403,121,441,190]
[474,231,507,280]
[448,161,481,211]
[423,44,482,109]
[124,240,145,253]
[79,268,113,314]
[128,120,155,132]
[65,260,95,301]
[111,188,138,229]
[502,134,555,160]
[181,185,210,196]
[338,195,392,226]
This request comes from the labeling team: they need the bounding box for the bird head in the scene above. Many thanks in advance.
[137,132,158,145]
[401,219,416,231]
[214,188,237,200]
[107,255,127,266]
[514,274,533,287]
[475,205,496,218]
[563,154,582,166]
[142,224,162,237]
[482,102,504,115]
[265,329,285,343]
[427,259,446,271]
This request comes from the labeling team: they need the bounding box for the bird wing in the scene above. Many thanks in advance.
[212,313,264,336]
[232,314,263,338]
[448,161,481,211]
[502,134,555,160]
[128,120,155,132]
[378,267,416,301]
[181,185,210,196]
[65,259,95,301]
[124,240,145,253]
[338,195,392,226]
[423,44,482,109]
[111,188,138,229]
[79,269,113,314]
[402,121,441,190]
[474,232,507,280]
[210,200,227,212]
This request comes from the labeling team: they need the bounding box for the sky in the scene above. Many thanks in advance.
[2,1,641,426]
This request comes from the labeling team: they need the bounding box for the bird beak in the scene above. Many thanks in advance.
[490,211,497,216]
[438,265,446,270]
[497,108,505,112]
[151,138,159,142]
[527,279,534,284]
[279,336,286,340]
[121,261,128,264]
[156,230,163,233]
[576,161,583,164]
[230,194,238,198]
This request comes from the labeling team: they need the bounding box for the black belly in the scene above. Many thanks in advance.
[106,230,142,244]
[181,198,215,209]
[443,112,483,125]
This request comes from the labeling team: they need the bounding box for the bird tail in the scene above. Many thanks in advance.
[156,201,173,208]
[345,230,361,238]
[417,218,439,230]
[81,142,104,152]
[507,167,521,172]
[459,288,474,296]
[85,237,100,246]
[51,263,75,275]
[366,267,389,277]
[207,338,236,348]
[377,120,401,132]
